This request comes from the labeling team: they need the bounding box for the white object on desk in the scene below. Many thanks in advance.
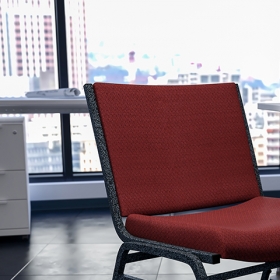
[0,117,30,237]
[25,88,81,98]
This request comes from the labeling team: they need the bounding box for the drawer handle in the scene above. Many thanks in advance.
[0,200,7,205]
[0,170,6,175]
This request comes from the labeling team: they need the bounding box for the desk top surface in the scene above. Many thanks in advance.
[1,98,280,114]
[0,98,88,114]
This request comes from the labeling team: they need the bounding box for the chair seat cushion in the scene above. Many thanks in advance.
[126,196,280,262]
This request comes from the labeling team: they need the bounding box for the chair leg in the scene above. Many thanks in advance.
[113,244,129,280]
[261,269,272,280]
[112,242,209,280]
[113,244,144,280]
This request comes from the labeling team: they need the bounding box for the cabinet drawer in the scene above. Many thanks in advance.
[0,200,29,229]
[0,122,26,170]
[0,170,28,200]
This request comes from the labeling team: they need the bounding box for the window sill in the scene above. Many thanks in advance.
[29,174,280,201]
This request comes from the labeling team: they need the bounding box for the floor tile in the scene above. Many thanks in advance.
[204,258,263,274]
[18,244,120,275]
[0,276,15,280]
[133,276,157,280]
[29,226,64,244]
[157,275,196,280]
[129,276,157,280]
[29,210,81,244]
[50,222,121,244]
[124,258,162,275]
[51,208,121,244]
[31,209,80,224]
[14,276,156,280]
[0,242,46,276]
[18,243,162,277]
[157,273,265,280]
[157,257,278,279]
[14,276,100,280]
[158,257,262,275]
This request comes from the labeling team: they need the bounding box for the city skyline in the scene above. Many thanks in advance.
[85,0,280,85]
[1,0,280,92]
[0,0,279,172]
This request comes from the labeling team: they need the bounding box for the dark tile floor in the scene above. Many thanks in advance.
[0,207,277,280]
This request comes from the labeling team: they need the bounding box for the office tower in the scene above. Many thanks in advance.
[65,0,88,89]
[264,110,280,165]
[244,86,280,166]
[0,0,55,89]
[0,0,88,92]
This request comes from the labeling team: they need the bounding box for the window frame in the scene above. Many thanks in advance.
[30,0,279,183]
[29,0,103,183]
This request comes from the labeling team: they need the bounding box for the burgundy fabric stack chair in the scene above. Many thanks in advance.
[83,82,280,280]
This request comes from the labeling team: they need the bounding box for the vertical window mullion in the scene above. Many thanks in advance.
[54,0,73,179]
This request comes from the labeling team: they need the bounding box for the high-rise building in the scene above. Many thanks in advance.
[167,68,241,85]
[0,0,88,92]
[65,0,88,89]
[244,86,280,166]
[0,0,55,86]
[250,132,266,166]
[263,110,280,166]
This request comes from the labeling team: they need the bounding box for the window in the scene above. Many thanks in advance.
[200,75,209,83]
[0,0,62,174]
[252,92,259,102]
[211,75,220,83]
[231,74,240,82]
[242,88,248,104]
[65,0,280,170]
[0,0,279,182]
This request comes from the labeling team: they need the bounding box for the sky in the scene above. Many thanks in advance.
[84,0,280,85]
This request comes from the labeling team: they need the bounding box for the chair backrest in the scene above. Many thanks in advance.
[85,82,262,217]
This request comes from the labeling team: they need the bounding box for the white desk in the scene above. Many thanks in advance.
[1,99,278,114]
[0,98,88,114]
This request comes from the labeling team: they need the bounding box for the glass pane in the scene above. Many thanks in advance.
[257,110,280,166]
[71,113,101,172]
[66,0,280,169]
[25,113,62,173]
[0,0,62,173]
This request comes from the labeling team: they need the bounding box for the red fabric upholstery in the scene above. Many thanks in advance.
[93,83,261,216]
[126,196,280,262]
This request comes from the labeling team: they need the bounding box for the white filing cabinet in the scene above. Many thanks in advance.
[0,117,30,237]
